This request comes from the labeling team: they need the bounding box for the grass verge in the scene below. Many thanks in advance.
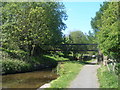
[97,65,118,88]
[50,61,84,88]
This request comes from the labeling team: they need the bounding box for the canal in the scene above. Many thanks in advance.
[2,69,58,88]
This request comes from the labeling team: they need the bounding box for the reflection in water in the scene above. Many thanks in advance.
[2,70,58,88]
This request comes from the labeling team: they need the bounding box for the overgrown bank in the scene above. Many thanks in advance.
[1,52,71,75]
[50,61,84,88]
[97,65,118,88]
[1,55,57,75]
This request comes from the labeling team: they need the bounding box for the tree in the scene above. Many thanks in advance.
[91,2,109,34]
[65,31,89,60]
[86,31,97,55]
[1,2,67,57]
[91,2,120,62]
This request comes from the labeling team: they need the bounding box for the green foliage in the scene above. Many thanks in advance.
[91,2,109,34]
[1,2,68,75]
[55,52,64,57]
[91,2,120,62]
[1,54,58,74]
[1,48,28,59]
[97,65,118,88]
[87,31,95,43]
[1,2,67,57]
[0,50,9,59]
[50,61,83,88]
[115,63,120,76]
[69,31,88,44]
[63,31,96,59]
[66,31,88,57]
[1,59,31,74]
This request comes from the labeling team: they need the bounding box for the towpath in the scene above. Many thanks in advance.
[69,60,100,88]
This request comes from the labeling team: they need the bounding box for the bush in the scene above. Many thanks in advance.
[1,59,31,74]
[1,55,59,74]
[0,51,9,59]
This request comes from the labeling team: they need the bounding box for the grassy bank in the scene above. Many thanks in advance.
[97,65,118,88]
[50,61,84,88]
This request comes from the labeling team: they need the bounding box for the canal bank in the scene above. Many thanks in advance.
[1,55,58,75]
[49,61,84,88]
[2,55,70,88]
[38,60,97,88]
[2,61,83,89]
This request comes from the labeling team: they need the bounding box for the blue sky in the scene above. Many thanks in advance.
[62,2,103,36]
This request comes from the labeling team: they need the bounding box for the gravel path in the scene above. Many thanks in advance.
[69,60,100,88]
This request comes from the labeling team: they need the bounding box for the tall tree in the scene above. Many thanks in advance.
[91,2,109,34]
[91,2,120,62]
[1,2,67,57]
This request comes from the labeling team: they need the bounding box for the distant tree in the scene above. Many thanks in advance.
[64,31,88,59]
[69,31,87,44]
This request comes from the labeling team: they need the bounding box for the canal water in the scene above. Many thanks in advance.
[2,69,58,88]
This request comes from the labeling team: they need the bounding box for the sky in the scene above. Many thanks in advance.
[62,2,103,36]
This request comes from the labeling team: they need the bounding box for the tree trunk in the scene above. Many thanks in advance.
[31,45,35,56]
